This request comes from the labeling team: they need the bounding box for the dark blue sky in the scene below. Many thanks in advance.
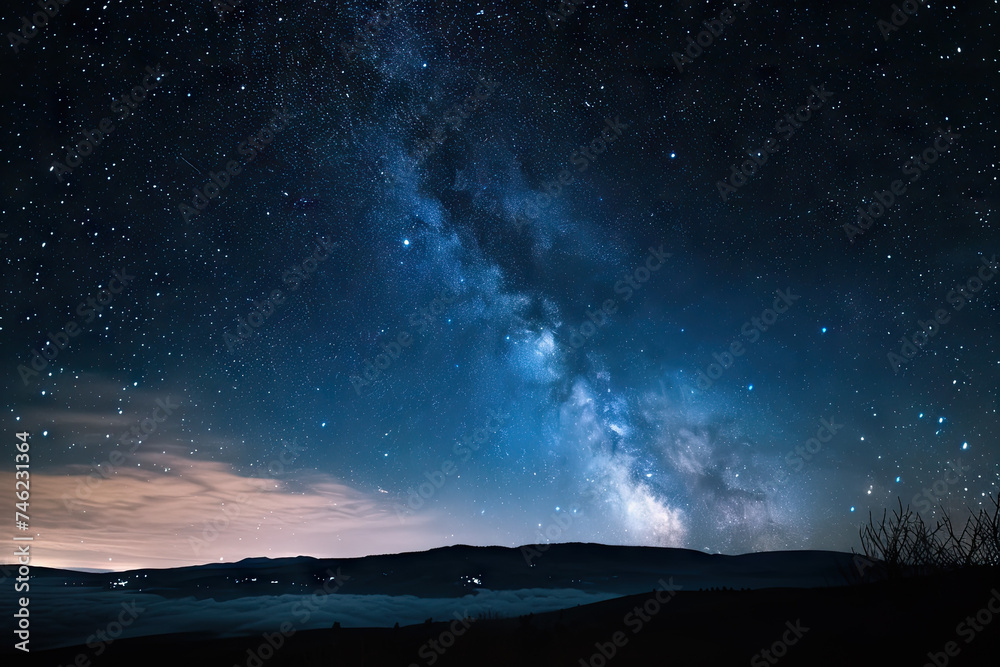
[2,0,997,569]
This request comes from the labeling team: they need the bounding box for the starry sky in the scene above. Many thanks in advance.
[2,0,998,571]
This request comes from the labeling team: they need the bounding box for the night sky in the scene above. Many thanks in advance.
[2,0,998,571]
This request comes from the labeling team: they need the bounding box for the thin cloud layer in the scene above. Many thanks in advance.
[5,445,446,570]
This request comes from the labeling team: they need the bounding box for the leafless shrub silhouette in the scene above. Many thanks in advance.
[854,495,1000,581]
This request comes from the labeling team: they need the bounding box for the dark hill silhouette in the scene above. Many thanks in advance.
[12,543,858,601]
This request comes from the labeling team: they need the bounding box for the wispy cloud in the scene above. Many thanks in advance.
[6,445,442,570]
